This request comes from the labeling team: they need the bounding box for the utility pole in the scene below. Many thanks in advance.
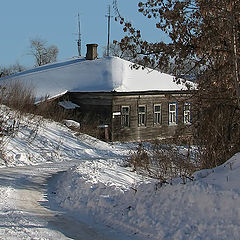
[77,13,82,57]
[105,5,113,57]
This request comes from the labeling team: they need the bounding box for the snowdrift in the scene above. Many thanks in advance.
[52,154,240,240]
[0,107,129,167]
[1,106,239,239]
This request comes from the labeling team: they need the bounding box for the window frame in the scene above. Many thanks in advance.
[121,106,130,127]
[168,102,177,125]
[183,102,191,124]
[138,105,146,127]
[154,104,162,125]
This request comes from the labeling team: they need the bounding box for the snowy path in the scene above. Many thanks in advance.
[0,163,111,240]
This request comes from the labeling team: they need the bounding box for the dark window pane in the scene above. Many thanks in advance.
[154,105,161,112]
[138,106,145,113]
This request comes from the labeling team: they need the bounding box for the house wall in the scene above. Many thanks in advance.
[65,91,193,142]
[111,92,193,142]
[67,92,113,125]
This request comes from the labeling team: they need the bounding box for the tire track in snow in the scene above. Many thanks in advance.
[0,163,111,239]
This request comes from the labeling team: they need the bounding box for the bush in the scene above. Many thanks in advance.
[192,83,240,169]
[129,141,198,184]
[0,80,35,113]
[35,98,70,122]
[0,81,39,164]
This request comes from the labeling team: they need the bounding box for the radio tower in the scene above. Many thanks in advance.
[105,5,113,57]
[77,13,82,56]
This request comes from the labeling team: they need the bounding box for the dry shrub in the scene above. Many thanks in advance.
[130,141,198,184]
[192,79,240,169]
[0,81,74,122]
[0,80,36,147]
[0,80,35,113]
[35,98,70,122]
[78,113,103,139]
[0,81,41,146]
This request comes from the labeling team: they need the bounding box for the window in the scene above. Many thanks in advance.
[121,106,130,127]
[138,105,146,126]
[169,103,177,125]
[184,103,191,124]
[154,104,162,125]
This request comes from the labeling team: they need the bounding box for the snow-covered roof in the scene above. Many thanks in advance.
[58,101,80,110]
[0,56,194,101]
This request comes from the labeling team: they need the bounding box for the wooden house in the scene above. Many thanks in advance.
[65,90,193,142]
[0,44,195,142]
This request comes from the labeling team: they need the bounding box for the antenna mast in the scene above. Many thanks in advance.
[105,5,113,57]
[77,13,82,56]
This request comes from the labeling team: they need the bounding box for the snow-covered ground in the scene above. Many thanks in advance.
[0,110,240,239]
[0,113,129,167]
[51,155,240,240]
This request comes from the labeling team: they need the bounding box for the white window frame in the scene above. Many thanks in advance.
[169,103,177,125]
[138,105,146,126]
[183,103,191,124]
[121,106,130,127]
[154,104,162,125]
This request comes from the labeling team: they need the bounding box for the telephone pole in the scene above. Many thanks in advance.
[105,5,113,57]
[77,13,82,57]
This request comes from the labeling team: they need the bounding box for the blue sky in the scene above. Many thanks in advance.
[0,0,167,68]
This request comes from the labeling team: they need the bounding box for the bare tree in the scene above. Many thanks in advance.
[102,42,138,60]
[0,63,26,78]
[115,0,240,168]
[29,38,59,66]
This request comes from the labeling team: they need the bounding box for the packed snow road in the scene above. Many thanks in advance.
[0,162,112,240]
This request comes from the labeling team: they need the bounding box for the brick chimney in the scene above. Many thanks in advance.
[86,44,98,60]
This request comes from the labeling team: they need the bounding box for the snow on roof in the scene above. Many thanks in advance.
[58,101,80,110]
[0,56,194,101]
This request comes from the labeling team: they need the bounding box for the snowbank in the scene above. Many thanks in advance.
[1,105,239,239]
[0,109,130,167]
[52,154,240,240]
[0,106,137,239]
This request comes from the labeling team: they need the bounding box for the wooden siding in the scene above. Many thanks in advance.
[111,92,193,142]
[65,91,194,142]
[67,92,113,125]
